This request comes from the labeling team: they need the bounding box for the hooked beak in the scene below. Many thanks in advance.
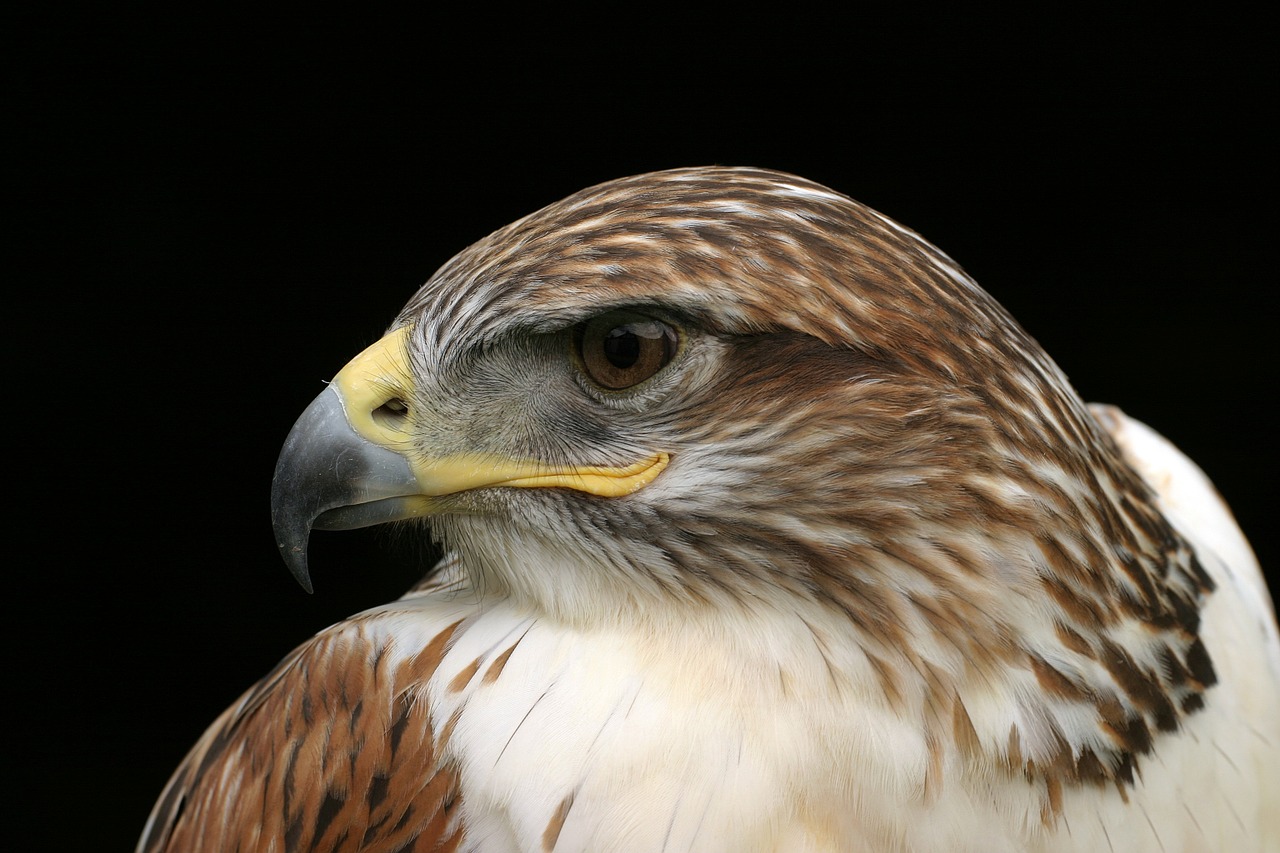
[270,325,668,591]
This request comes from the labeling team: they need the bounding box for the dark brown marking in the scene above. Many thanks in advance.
[1113,752,1136,787]
[1100,640,1177,727]
[312,789,345,846]
[1185,637,1218,688]
[368,773,390,811]
[388,697,413,757]
[1099,712,1152,756]
[1040,574,1109,627]
[1054,622,1096,658]
[1159,643,1193,688]
[1030,655,1089,702]
[1075,748,1107,785]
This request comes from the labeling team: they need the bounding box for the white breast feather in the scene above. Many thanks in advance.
[365,407,1280,853]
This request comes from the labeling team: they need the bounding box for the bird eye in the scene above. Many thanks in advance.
[576,312,679,390]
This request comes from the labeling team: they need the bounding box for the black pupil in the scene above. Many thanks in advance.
[580,316,675,390]
[604,327,642,368]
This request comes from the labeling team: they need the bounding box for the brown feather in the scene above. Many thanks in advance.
[140,610,465,852]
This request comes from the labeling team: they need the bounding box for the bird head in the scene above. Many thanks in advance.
[272,169,1215,782]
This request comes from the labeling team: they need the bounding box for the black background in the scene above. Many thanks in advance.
[12,11,1275,850]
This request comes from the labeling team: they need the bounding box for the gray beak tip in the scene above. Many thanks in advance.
[280,543,315,594]
[270,383,424,595]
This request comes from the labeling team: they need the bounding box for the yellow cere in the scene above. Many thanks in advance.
[331,324,418,450]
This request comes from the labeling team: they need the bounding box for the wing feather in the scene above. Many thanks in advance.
[137,608,466,853]
[1091,404,1278,650]
[1091,404,1280,847]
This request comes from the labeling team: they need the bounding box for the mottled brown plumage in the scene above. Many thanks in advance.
[142,600,466,853]
[140,168,1279,852]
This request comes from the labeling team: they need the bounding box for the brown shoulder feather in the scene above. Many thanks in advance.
[138,610,465,853]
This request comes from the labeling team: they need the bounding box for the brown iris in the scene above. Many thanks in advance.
[577,312,679,390]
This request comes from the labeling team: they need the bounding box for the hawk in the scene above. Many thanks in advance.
[139,167,1280,852]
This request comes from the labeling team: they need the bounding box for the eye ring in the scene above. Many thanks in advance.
[575,312,680,390]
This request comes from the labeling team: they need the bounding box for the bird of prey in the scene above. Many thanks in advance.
[139,167,1279,852]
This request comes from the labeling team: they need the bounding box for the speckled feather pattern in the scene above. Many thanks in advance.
[139,167,1279,852]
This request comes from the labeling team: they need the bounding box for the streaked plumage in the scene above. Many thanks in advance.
[139,167,1280,852]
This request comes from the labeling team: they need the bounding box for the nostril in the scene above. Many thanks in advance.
[371,397,410,429]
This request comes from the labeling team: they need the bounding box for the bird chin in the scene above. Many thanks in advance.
[312,496,436,531]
